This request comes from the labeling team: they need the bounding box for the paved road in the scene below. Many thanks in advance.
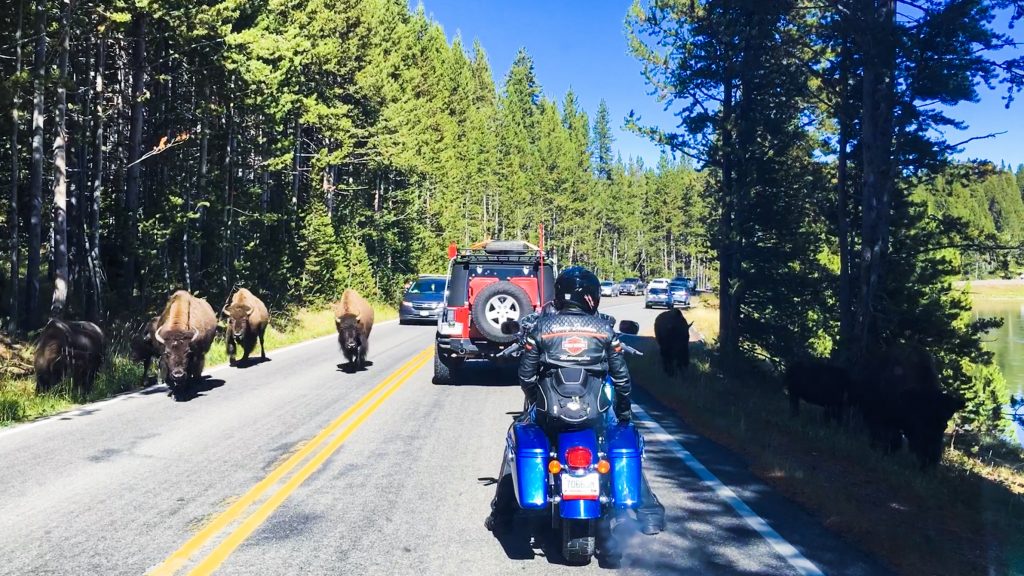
[0,297,893,575]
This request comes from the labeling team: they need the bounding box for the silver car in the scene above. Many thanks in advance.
[645,287,674,309]
[600,280,620,297]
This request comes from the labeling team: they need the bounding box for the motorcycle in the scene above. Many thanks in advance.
[495,315,646,565]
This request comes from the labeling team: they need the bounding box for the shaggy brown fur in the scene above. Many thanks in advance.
[223,288,270,365]
[130,316,161,384]
[156,290,218,396]
[333,289,374,370]
[34,319,106,395]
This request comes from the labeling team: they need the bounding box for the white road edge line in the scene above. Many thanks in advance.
[0,319,401,440]
[632,404,827,576]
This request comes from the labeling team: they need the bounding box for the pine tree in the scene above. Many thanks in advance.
[591,99,614,181]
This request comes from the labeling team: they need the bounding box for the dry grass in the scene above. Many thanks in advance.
[956,279,1024,300]
[0,303,397,426]
[625,317,1024,576]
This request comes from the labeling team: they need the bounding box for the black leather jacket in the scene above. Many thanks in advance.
[518,308,632,421]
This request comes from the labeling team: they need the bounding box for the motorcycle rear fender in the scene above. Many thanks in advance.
[557,429,602,519]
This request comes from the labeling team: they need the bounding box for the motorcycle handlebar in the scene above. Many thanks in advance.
[497,343,522,358]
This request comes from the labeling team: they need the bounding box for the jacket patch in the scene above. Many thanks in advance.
[562,336,587,356]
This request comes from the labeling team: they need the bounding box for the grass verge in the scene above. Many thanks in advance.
[955,279,1024,300]
[0,303,396,427]
[624,302,1024,576]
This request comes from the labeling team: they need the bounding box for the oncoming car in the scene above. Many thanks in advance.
[399,275,447,324]
[600,280,620,297]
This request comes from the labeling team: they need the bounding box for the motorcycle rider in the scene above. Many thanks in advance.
[485,266,666,537]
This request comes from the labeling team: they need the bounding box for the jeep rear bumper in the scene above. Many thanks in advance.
[436,336,510,359]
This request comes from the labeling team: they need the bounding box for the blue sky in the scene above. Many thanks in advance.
[417,0,1024,170]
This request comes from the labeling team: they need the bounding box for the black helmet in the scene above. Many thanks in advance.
[554,266,601,314]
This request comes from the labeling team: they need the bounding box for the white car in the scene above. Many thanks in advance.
[647,278,670,290]
[600,280,619,297]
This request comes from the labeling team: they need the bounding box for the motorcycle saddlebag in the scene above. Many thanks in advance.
[510,422,549,510]
[606,421,643,509]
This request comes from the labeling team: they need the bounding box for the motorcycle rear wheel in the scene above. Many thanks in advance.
[561,519,596,565]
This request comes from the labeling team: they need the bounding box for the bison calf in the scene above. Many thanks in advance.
[223,288,269,366]
[784,359,853,423]
[653,309,692,378]
[856,344,965,469]
[130,316,161,385]
[334,289,374,371]
[35,319,106,395]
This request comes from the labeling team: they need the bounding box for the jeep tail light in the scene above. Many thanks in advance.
[565,446,592,469]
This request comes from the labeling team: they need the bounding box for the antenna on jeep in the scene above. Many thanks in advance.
[538,223,545,308]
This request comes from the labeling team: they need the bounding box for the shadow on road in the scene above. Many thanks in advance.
[172,376,226,402]
[230,356,271,369]
[434,359,519,387]
[337,360,374,374]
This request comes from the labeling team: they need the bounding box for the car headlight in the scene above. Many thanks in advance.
[401,301,412,307]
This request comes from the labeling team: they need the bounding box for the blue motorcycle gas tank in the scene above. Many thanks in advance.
[510,423,549,510]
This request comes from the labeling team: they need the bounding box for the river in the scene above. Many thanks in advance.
[975,298,1024,396]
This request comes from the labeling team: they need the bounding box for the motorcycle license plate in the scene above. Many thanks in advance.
[561,473,600,500]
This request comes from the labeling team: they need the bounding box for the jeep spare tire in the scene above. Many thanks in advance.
[472,281,533,343]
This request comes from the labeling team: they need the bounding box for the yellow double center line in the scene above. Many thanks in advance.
[148,346,433,576]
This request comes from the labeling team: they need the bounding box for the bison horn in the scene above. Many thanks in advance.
[222,306,231,316]
[155,327,166,345]
[355,313,362,323]
[245,305,254,317]
[190,328,200,342]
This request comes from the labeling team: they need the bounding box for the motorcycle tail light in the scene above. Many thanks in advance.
[565,446,592,469]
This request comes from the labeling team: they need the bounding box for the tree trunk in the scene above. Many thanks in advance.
[195,79,208,291]
[718,72,739,355]
[856,0,896,353]
[25,0,47,330]
[73,20,93,316]
[8,0,24,331]
[837,38,854,361]
[124,12,147,299]
[292,115,301,220]
[50,0,70,318]
[223,104,234,292]
[88,32,106,319]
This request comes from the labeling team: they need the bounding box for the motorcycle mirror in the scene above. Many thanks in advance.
[618,320,640,335]
[501,320,522,335]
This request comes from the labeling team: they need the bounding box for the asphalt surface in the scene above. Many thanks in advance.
[0,296,895,576]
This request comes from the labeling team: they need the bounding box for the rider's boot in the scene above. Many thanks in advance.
[485,459,516,532]
[636,470,666,535]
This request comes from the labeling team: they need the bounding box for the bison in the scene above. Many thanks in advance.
[34,319,106,395]
[653,308,693,378]
[855,344,965,469]
[784,359,854,423]
[130,315,161,385]
[223,288,269,366]
[154,290,218,399]
[333,288,374,371]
